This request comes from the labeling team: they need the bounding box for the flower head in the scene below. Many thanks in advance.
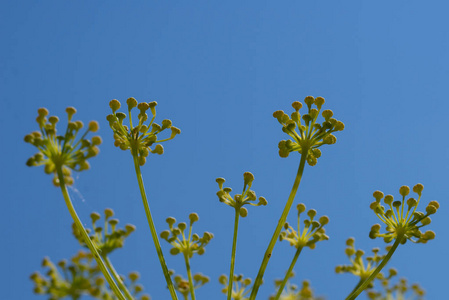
[25,107,101,186]
[336,238,395,285]
[72,208,136,257]
[219,274,252,300]
[279,203,329,249]
[169,270,209,298]
[271,273,323,300]
[160,213,213,258]
[30,251,150,300]
[106,98,180,166]
[274,96,344,165]
[216,172,267,217]
[367,276,425,300]
[369,184,439,244]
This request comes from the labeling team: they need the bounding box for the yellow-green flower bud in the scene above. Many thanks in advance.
[292,101,302,111]
[166,217,176,226]
[243,171,254,187]
[109,99,121,112]
[129,271,140,282]
[304,96,314,108]
[170,247,180,255]
[90,212,101,223]
[104,208,114,219]
[413,183,424,195]
[189,213,199,223]
[297,203,306,214]
[319,215,329,226]
[314,97,325,109]
[126,97,138,110]
[38,107,49,116]
[399,185,410,197]
[88,121,99,132]
[239,207,248,217]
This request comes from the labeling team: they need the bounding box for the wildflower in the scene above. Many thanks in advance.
[72,208,136,257]
[367,276,425,300]
[169,271,209,299]
[219,274,252,300]
[271,273,323,300]
[106,98,180,165]
[25,107,101,186]
[30,251,150,300]
[279,204,329,249]
[274,96,344,165]
[336,238,396,286]
[160,213,213,258]
[369,184,439,244]
[216,172,267,217]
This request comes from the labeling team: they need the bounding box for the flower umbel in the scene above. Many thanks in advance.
[106,98,180,166]
[369,184,439,244]
[169,271,210,299]
[279,203,329,249]
[160,213,213,258]
[271,273,323,300]
[274,96,344,165]
[25,107,101,186]
[30,251,150,300]
[219,274,252,300]
[72,208,136,257]
[336,238,396,286]
[367,276,425,300]
[216,172,267,217]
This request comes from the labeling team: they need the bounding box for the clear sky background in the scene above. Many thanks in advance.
[1,1,448,299]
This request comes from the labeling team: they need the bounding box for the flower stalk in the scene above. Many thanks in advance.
[56,167,127,300]
[133,154,178,299]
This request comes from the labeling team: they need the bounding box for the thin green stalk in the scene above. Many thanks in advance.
[347,279,363,298]
[227,208,241,300]
[273,246,303,300]
[103,256,134,300]
[56,168,126,300]
[132,154,178,300]
[345,234,404,300]
[249,153,308,300]
[184,253,196,300]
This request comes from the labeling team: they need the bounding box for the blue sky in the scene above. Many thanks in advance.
[1,1,448,299]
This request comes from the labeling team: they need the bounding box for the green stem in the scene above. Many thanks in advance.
[249,153,308,300]
[56,168,126,300]
[345,234,404,300]
[227,208,240,300]
[347,279,363,298]
[273,246,303,300]
[184,253,196,300]
[103,256,134,300]
[132,154,178,300]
